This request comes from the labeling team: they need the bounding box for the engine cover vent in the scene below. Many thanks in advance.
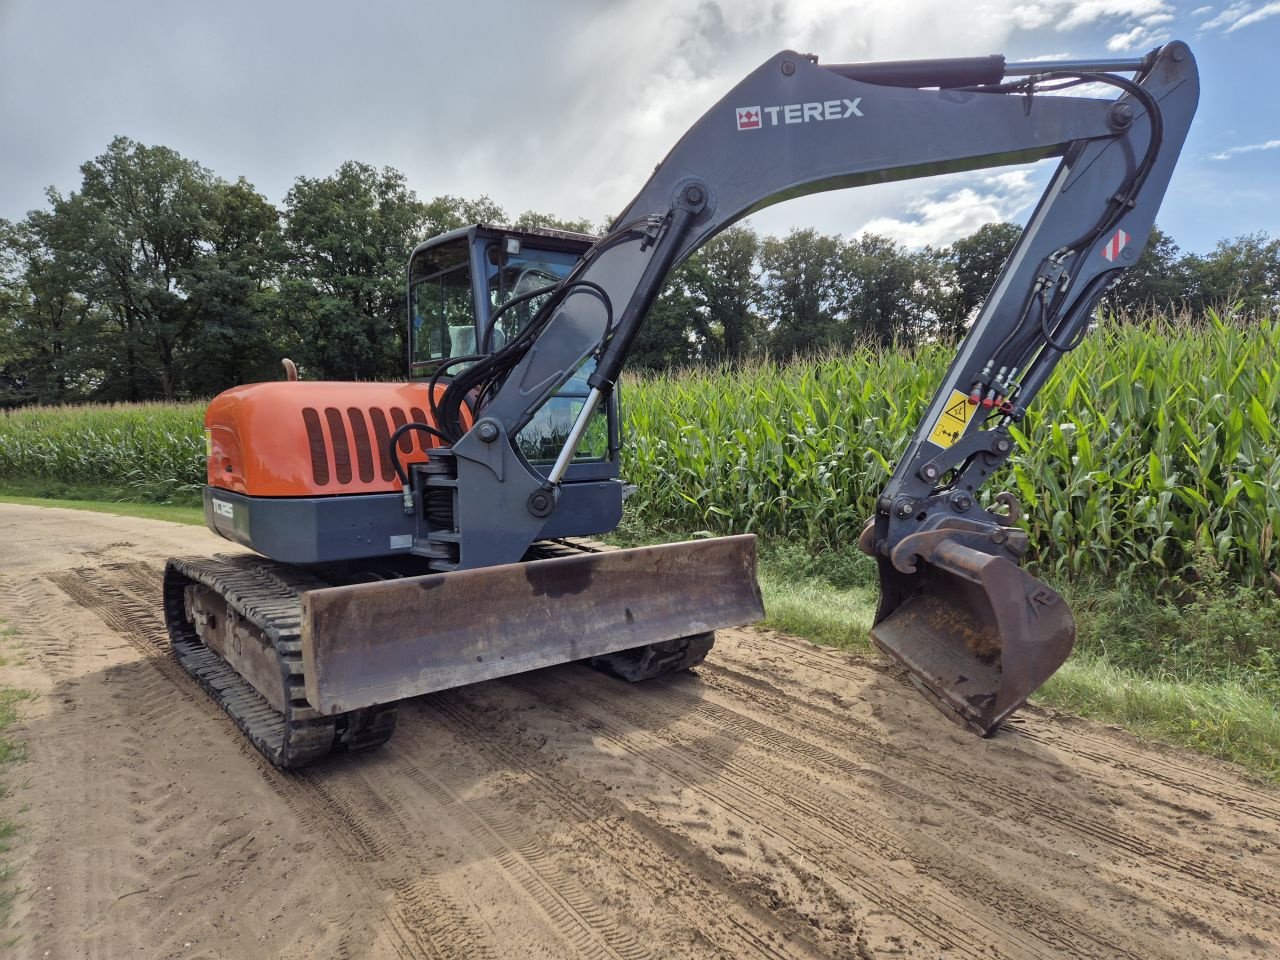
[301,406,436,489]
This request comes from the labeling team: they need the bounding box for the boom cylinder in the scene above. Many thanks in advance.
[587,195,701,394]
[823,54,1153,89]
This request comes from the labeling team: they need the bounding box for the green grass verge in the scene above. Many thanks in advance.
[1041,655,1280,776]
[0,485,204,526]
[613,520,1280,781]
[762,569,1280,781]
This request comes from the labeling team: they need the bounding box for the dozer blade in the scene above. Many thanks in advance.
[871,539,1074,735]
[301,535,763,714]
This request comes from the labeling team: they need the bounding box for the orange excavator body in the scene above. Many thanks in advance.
[205,381,470,498]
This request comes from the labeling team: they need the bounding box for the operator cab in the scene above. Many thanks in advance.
[407,223,618,476]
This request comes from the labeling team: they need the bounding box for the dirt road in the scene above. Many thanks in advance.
[0,502,1277,959]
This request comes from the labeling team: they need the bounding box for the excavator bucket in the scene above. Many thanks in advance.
[300,535,763,714]
[871,539,1075,735]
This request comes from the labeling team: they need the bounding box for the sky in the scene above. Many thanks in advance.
[0,0,1276,254]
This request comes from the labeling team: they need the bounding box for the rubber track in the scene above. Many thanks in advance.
[162,538,710,767]
[163,554,397,768]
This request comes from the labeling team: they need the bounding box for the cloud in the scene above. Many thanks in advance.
[854,170,1043,248]
[1190,4,1212,13]
[1200,1,1252,29]
[1053,1,1172,30]
[998,0,1172,31]
[1227,1,1280,31]
[1210,139,1280,160]
[1106,22,1171,50]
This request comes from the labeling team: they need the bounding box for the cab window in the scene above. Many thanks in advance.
[515,356,609,464]
[409,238,474,375]
[485,245,579,350]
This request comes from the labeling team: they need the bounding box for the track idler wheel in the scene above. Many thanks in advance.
[863,516,1075,735]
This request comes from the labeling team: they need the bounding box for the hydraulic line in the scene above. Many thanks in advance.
[970,68,1164,403]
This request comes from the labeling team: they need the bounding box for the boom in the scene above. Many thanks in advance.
[435,43,1198,571]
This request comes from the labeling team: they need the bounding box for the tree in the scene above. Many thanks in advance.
[0,212,100,404]
[1183,232,1279,318]
[759,228,843,355]
[50,137,237,400]
[685,226,761,362]
[629,263,701,370]
[1,138,247,402]
[421,194,507,238]
[838,233,939,347]
[280,162,429,380]
[179,178,286,395]
[513,210,595,234]
[1105,224,1190,317]
[936,221,1022,339]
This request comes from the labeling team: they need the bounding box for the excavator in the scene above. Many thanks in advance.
[164,42,1198,767]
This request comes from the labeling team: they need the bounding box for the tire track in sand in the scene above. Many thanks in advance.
[44,560,483,960]
[419,692,840,960]
[692,660,1279,929]
[505,668,1030,960]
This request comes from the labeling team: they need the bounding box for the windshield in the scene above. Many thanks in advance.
[486,245,580,350]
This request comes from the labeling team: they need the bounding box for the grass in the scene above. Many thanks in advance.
[774,557,1280,778]
[1042,655,1280,775]
[0,483,204,526]
[613,515,1280,781]
[758,553,1280,781]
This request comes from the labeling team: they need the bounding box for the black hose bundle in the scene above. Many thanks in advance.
[427,218,653,443]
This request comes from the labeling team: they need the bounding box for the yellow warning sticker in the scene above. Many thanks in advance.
[204,428,213,458]
[927,390,972,449]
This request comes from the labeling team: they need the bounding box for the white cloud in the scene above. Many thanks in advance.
[1106,23,1171,49]
[998,0,1172,30]
[1210,139,1280,160]
[853,170,1043,248]
[1227,1,1280,30]
[1190,5,1213,14]
[1200,1,1251,29]
[1055,1,1171,29]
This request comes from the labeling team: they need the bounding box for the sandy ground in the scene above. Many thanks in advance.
[0,502,1277,960]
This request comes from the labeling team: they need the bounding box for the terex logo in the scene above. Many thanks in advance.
[734,98,863,131]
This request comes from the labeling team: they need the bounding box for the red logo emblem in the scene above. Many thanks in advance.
[1101,228,1130,262]
[736,106,761,131]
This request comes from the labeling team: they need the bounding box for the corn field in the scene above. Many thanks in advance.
[0,402,207,491]
[1,314,1277,586]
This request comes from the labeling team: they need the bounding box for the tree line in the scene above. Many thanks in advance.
[1,136,1276,405]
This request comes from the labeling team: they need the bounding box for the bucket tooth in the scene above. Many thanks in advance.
[871,538,1074,735]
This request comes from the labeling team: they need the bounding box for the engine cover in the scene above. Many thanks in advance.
[205,381,460,497]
